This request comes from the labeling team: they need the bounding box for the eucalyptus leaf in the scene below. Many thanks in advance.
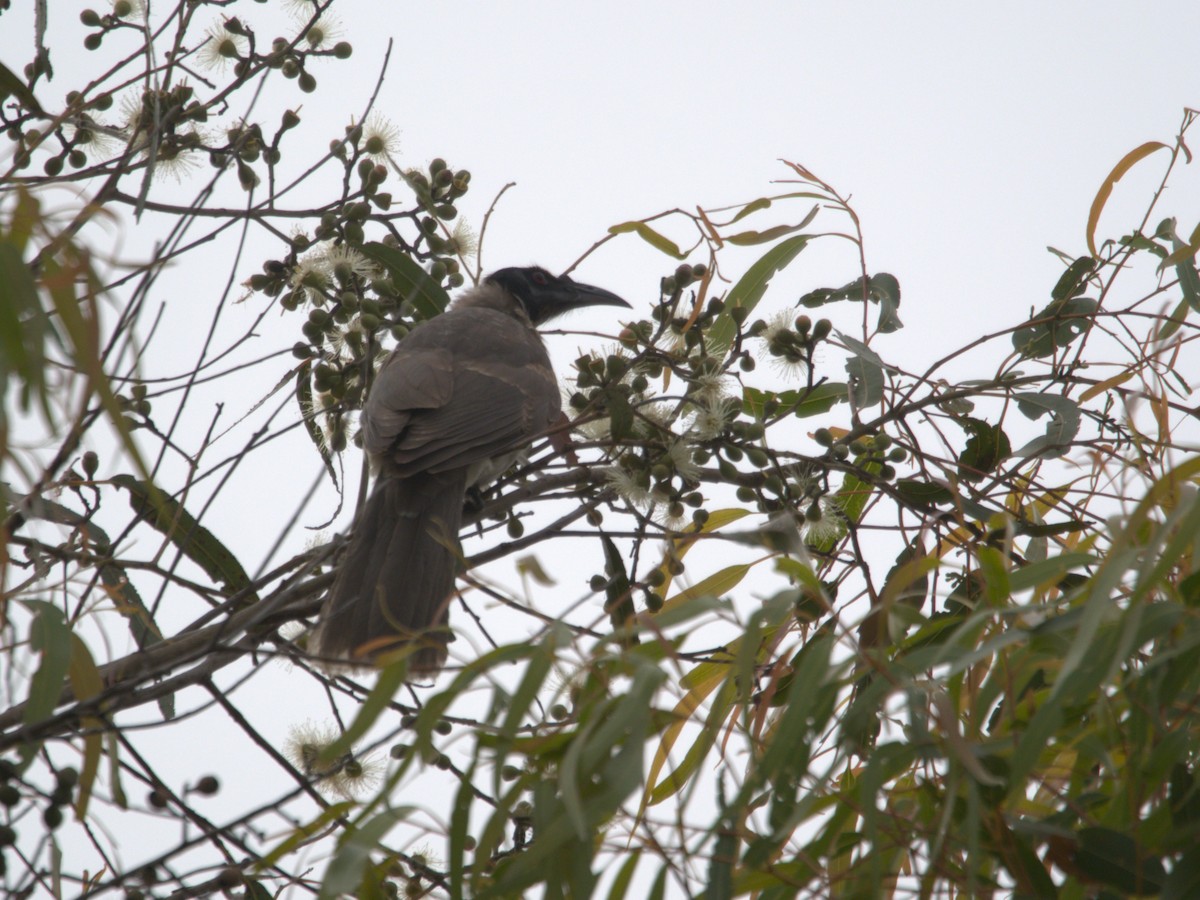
[838,333,890,409]
[1165,221,1200,315]
[360,241,450,318]
[296,362,338,487]
[1012,295,1098,358]
[607,221,686,259]
[956,417,1011,482]
[111,475,255,598]
[1013,392,1081,458]
[1050,256,1096,301]
[708,234,812,355]
[800,273,902,333]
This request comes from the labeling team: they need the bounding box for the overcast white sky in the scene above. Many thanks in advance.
[7,1,1200,434]
[377,2,1200,342]
[239,0,1200,573]
[3,1,1200,892]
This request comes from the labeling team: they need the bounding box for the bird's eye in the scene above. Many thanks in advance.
[531,270,549,286]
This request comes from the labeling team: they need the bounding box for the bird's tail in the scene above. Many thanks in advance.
[312,471,468,674]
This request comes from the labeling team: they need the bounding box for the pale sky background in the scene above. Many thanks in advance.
[3,1,1200,894]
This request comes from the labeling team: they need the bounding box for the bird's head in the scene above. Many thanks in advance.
[485,266,630,325]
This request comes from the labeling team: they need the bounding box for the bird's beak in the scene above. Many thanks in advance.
[565,277,632,309]
[534,276,631,322]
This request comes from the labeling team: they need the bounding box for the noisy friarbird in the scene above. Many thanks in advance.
[311,266,630,674]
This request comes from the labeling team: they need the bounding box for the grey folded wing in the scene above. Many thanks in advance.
[361,310,563,479]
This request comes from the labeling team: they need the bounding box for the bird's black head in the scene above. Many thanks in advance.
[485,266,630,325]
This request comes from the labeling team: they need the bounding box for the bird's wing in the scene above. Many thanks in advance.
[391,358,559,475]
[363,308,561,477]
[360,346,455,459]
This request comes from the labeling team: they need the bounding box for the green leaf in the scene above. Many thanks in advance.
[1119,231,1169,257]
[0,60,44,115]
[751,633,834,785]
[894,479,954,508]
[837,334,890,369]
[1168,226,1200,315]
[560,688,626,838]
[449,757,476,897]
[487,667,662,898]
[19,496,143,617]
[799,273,903,333]
[607,221,686,259]
[1073,827,1166,895]
[840,333,889,409]
[1050,256,1096,301]
[647,677,735,805]
[21,601,73,763]
[1012,518,1086,538]
[321,660,408,763]
[600,534,637,640]
[794,382,849,418]
[0,238,51,420]
[1163,842,1200,900]
[808,463,878,555]
[870,273,903,333]
[880,539,933,611]
[654,509,750,604]
[99,562,163,655]
[647,866,668,900]
[296,362,338,486]
[1156,296,1190,341]
[606,852,641,899]
[111,475,255,598]
[956,417,1011,482]
[742,383,848,419]
[729,197,773,224]
[976,546,1011,606]
[708,234,813,355]
[320,807,415,900]
[1008,698,1061,792]
[741,387,775,419]
[495,635,557,750]
[1012,393,1081,458]
[723,205,818,246]
[661,564,749,612]
[708,825,736,900]
[40,252,149,485]
[67,635,104,818]
[1012,295,1098,358]
[259,802,357,870]
[360,241,450,319]
[607,390,634,442]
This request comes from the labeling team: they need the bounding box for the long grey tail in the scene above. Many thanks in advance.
[312,470,468,674]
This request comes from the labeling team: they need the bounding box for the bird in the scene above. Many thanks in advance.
[311,266,630,674]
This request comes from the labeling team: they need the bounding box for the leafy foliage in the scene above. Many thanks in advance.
[2,4,1200,898]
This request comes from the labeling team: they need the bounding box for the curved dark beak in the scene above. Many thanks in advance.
[531,275,631,323]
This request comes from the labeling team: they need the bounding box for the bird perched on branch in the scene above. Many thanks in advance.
[311,266,630,674]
